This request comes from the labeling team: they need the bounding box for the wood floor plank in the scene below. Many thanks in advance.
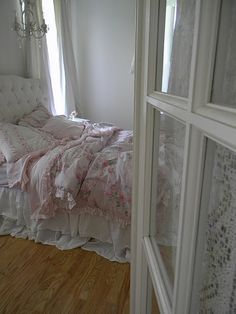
[0,236,130,314]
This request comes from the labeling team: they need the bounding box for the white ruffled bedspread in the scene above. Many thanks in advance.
[7,122,133,228]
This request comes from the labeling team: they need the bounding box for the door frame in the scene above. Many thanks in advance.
[131,0,236,313]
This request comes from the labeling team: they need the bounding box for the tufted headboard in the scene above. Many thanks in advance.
[0,75,48,123]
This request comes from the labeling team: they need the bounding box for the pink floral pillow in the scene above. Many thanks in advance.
[42,116,85,140]
[18,103,52,128]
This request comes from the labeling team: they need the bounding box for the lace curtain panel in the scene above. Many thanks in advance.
[199,143,236,313]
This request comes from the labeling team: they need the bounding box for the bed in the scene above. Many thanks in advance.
[0,75,132,262]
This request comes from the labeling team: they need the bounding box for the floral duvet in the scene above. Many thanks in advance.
[7,122,133,228]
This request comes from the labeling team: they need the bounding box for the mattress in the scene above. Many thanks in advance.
[0,163,8,187]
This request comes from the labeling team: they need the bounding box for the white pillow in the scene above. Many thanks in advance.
[18,103,52,128]
[42,116,85,139]
[0,123,56,162]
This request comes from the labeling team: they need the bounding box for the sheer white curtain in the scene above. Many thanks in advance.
[25,0,56,114]
[53,0,81,116]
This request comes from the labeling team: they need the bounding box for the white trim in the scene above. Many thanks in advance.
[143,237,172,314]
[147,95,236,151]
[188,0,201,113]
[148,107,159,238]
[143,105,156,237]
[131,0,153,313]
[173,128,206,313]
[149,109,169,246]
[197,105,236,129]
[189,138,216,313]
[154,0,165,93]
[207,102,236,114]
[149,91,187,110]
[150,239,173,302]
[130,0,145,312]
[172,122,191,312]
[147,95,188,122]
[189,113,236,151]
[147,0,159,94]
[192,0,221,111]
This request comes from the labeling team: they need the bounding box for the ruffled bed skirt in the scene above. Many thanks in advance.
[0,187,130,263]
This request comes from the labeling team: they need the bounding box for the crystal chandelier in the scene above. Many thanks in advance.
[13,0,48,41]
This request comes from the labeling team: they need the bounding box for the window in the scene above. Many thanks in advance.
[161,0,177,92]
[42,0,65,115]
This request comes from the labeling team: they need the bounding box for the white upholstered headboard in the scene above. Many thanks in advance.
[0,75,48,123]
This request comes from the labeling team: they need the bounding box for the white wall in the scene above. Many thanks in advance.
[0,0,25,76]
[71,0,135,129]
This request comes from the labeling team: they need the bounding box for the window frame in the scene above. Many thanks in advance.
[131,0,236,313]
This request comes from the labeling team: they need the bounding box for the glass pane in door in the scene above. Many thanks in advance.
[155,0,196,97]
[197,140,236,313]
[150,111,186,294]
[211,0,236,108]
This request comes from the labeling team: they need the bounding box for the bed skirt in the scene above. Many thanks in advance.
[0,187,130,263]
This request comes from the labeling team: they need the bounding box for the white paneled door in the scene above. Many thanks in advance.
[131,0,236,313]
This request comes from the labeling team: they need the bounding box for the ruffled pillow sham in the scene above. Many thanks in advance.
[0,123,56,163]
[42,116,85,140]
[18,103,52,128]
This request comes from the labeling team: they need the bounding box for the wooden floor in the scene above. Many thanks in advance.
[0,236,130,314]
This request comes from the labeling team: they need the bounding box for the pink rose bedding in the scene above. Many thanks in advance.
[7,122,133,227]
[77,130,133,227]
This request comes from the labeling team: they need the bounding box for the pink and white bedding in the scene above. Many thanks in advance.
[0,74,133,262]
[6,122,132,228]
[0,113,132,261]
